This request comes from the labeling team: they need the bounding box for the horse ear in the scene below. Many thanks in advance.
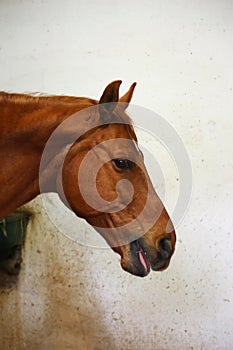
[119,82,137,109]
[99,80,122,105]
[99,80,122,123]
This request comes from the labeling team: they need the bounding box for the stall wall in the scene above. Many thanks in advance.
[0,1,232,349]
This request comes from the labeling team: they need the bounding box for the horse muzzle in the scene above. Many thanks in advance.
[119,233,176,277]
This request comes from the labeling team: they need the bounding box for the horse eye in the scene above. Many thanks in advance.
[113,159,133,170]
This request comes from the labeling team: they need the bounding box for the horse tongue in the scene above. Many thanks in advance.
[138,249,150,273]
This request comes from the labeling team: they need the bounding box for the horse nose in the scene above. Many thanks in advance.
[157,237,173,259]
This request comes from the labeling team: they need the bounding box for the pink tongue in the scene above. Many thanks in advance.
[139,250,149,272]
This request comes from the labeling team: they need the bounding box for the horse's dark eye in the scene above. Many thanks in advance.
[113,159,133,170]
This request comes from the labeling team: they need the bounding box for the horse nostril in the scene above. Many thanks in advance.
[158,238,172,259]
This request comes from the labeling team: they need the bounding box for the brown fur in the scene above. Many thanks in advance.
[0,81,176,276]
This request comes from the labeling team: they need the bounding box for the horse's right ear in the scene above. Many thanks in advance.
[99,80,122,123]
[99,80,122,105]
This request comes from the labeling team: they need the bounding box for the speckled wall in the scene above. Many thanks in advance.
[0,1,232,349]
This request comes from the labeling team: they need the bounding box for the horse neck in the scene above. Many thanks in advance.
[0,94,97,208]
[0,93,96,146]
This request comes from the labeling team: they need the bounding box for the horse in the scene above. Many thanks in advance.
[0,80,176,277]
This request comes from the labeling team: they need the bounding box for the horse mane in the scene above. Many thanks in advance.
[0,91,97,106]
[0,91,135,139]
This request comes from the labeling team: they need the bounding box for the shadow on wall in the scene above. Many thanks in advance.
[0,198,118,350]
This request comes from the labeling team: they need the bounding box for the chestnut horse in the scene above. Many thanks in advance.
[0,81,176,277]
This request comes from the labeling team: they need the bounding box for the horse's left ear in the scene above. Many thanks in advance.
[119,82,137,108]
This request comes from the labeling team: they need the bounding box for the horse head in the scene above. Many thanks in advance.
[58,81,176,277]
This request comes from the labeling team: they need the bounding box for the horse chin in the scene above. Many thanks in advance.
[120,259,150,278]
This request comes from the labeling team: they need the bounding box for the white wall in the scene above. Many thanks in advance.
[0,1,232,349]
